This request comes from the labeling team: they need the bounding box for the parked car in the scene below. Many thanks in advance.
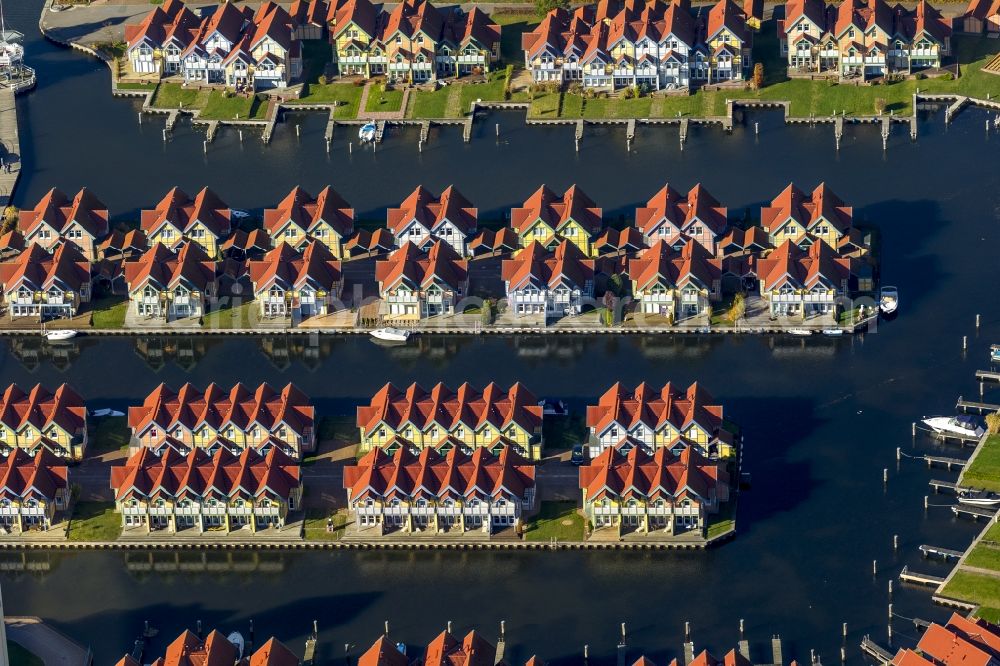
[570,444,587,465]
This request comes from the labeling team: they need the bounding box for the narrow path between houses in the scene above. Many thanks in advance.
[443,84,464,118]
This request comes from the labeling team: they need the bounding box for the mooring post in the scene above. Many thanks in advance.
[496,123,499,137]
[963,335,968,350]
[296,125,301,137]
[162,128,167,142]
[912,422,916,438]
[977,314,981,328]
[893,534,899,551]
[385,620,390,636]
[740,619,745,640]
[883,468,888,484]
[924,495,929,510]
[896,447,901,461]
[888,580,893,598]
[873,559,877,576]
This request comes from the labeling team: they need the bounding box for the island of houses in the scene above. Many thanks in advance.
[0,182,877,332]
[0,378,738,544]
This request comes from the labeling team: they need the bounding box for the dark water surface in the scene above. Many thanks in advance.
[5,0,1000,663]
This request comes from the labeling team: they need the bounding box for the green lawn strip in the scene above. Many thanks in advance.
[459,71,509,113]
[524,501,584,541]
[150,82,205,109]
[116,82,157,91]
[942,571,1000,609]
[288,82,363,119]
[410,85,453,118]
[975,607,1000,624]
[90,416,130,456]
[706,502,736,539]
[67,501,121,541]
[303,508,347,541]
[962,435,1000,492]
[203,300,259,330]
[527,92,561,118]
[582,96,653,119]
[364,83,405,113]
[8,642,44,666]
[965,543,1000,570]
[198,91,268,121]
[89,296,128,329]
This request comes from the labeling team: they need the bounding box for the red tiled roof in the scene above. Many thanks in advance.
[128,381,314,439]
[628,240,722,291]
[112,446,301,503]
[250,637,300,666]
[125,0,200,49]
[761,183,853,236]
[264,186,355,239]
[635,183,727,238]
[914,622,996,666]
[964,0,1000,20]
[124,243,216,293]
[586,380,723,436]
[468,227,520,254]
[359,636,410,666]
[375,241,469,292]
[291,0,330,26]
[424,630,498,666]
[332,0,380,39]
[387,185,478,236]
[140,187,233,239]
[100,229,149,255]
[945,613,1000,656]
[0,449,68,502]
[248,241,342,293]
[706,0,749,41]
[501,240,595,291]
[511,185,603,236]
[18,187,109,239]
[357,381,542,435]
[0,243,92,294]
[756,239,853,291]
[345,446,535,504]
[579,446,728,504]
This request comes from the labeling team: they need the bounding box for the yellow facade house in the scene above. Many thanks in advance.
[511,184,605,257]
[141,187,233,259]
[263,186,355,258]
[0,383,89,461]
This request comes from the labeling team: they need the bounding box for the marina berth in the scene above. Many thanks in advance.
[356,381,544,459]
[127,381,316,458]
[110,446,302,534]
[0,382,88,460]
[343,446,536,536]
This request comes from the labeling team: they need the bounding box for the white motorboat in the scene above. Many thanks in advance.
[371,327,411,342]
[922,415,985,439]
[45,329,77,342]
[822,328,844,336]
[358,121,376,142]
[226,632,245,658]
[90,408,125,418]
[958,490,1000,507]
[787,328,813,336]
[879,286,898,315]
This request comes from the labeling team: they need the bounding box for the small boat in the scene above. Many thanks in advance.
[822,328,844,336]
[958,489,1000,507]
[45,329,77,342]
[788,328,813,336]
[879,286,899,315]
[358,121,376,142]
[922,415,985,439]
[991,344,1000,363]
[371,327,411,342]
[227,632,245,658]
[90,408,125,418]
[231,209,250,219]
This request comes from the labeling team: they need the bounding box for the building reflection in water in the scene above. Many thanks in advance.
[134,337,216,372]
[9,338,83,372]
[124,550,287,576]
[0,549,62,575]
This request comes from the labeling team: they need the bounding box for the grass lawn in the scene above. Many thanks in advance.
[150,82,205,110]
[962,435,1000,492]
[409,85,454,118]
[965,543,1000,570]
[288,82,364,118]
[365,83,404,113]
[67,501,121,541]
[706,503,736,540]
[116,82,157,91]
[199,91,269,121]
[460,70,510,112]
[89,296,128,329]
[528,92,562,118]
[90,416,129,456]
[976,607,1000,624]
[942,571,1000,610]
[8,642,44,666]
[303,508,347,541]
[203,300,258,330]
[524,501,585,542]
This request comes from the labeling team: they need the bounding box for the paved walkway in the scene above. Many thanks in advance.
[5,617,91,666]
[0,87,21,207]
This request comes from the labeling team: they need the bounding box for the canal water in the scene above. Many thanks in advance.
[5,0,1000,663]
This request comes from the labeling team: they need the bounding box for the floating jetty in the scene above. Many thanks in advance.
[899,565,947,586]
[974,370,1000,383]
[956,398,1000,414]
[918,544,964,560]
[922,455,968,470]
[861,636,893,664]
[952,504,998,520]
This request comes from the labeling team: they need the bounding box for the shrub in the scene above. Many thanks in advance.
[941,72,954,81]
[318,74,329,85]
[874,97,887,114]
[751,62,764,91]
[987,412,1000,435]
[622,85,636,99]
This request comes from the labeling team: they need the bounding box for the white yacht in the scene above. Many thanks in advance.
[371,327,411,343]
[921,415,985,439]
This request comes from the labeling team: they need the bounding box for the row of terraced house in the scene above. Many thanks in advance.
[0,378,734,541]
[522,0,763,91]
[0,182,873,325]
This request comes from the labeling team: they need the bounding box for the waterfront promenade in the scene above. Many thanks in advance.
[0,87,21,207]
[5,616,91,666]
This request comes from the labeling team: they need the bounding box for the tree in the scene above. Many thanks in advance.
[729,292,746,324]
[986,411,1000,435]
[1,207,17,235]
[535,0,569,17]
[751,63,764,91]
[874,97,888,115]
[607,273,625,298]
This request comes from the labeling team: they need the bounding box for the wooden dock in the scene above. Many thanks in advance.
[923,455,968,470]
[899,565,946,586]
[860,636,893,664]
[928,429,981,445]
[975,370,1000,383]
[956,398,1000,414]
[324,109,335,142]
[919,544,964,560]
[419,120,430,144]
[952,504,998,520]
[0,86,22,205]
[929,479,968,493]
[462,115,473,142]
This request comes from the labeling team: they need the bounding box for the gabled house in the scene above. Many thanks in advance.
[891,613,1000,666]
[357,381,544,458]
[17,187,109,261]
[291,0,330,39]
[0,383,89,460]
[248,241,343,320]
[756,238,855,318]
[635,183,728,255]
[760,182,862,252]
[579,446,730,537]
[330,0,382,76]
[375,241,469,320]
[834,0,894,77]
[0,244,92,321]
[128,381,316,458]
[116,629,299,666]
[263,185,355,257]
[958,0,1000,33]
[704,0,753,81]
[141,186,233,258]
[511,184,604,257]
[585,381,732,459]
[502,240,595,319]
[628,240,722,321]
[124,0,200,76]
[387,185,478,257]
[344,446,536,534]
[124,243,217,322]
[111,447,302,533]
[99,229,149,262]
[780,0,838,71]
[0,449,70,531]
